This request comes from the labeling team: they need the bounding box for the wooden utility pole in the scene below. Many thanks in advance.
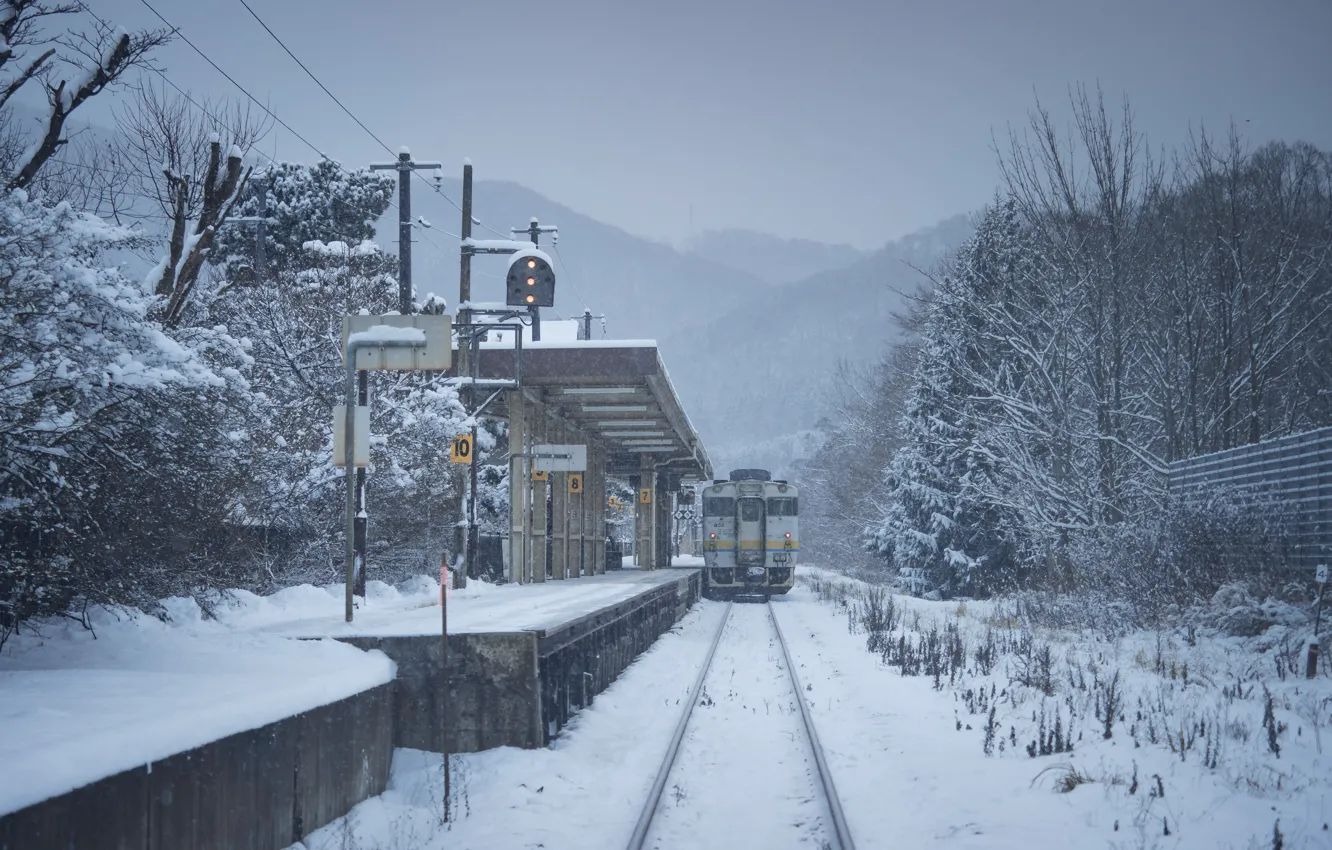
[459,161,476,591]
[371,148,442,314]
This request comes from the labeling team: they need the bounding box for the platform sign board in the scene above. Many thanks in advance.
[450,434,473,463]
[568,474,584,494]
[332,405,369,467]
[341,314,451,371]
[532,443,587,472]
[532,469,549,481]
[639,488,652,505]
[1318,563,1329,584]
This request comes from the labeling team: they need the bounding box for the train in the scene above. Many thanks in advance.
[699,469,798,599]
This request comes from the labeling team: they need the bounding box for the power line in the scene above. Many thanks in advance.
[551,242,590,317]
[233,0,394,157]
[108,0,451,258]
[137,0,330,164]
[229,0,496,241]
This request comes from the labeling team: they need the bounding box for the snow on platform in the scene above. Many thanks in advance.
[0,595,395,818]
[0,568,698,820]
[253,568,698,640]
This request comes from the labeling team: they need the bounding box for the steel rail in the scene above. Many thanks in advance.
[625,601,733,850]
[770,601,857,850]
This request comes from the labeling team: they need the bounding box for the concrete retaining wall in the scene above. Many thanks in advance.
[343,569,701,754]
[341,631,543,754]
[0,683,394,850]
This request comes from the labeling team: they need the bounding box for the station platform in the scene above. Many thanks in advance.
[268,567,701,754]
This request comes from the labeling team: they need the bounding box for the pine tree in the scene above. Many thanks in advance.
[870,201,1028,596]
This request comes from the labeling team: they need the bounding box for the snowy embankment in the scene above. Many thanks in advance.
[797,567,1332,849]
[0,578,455,818]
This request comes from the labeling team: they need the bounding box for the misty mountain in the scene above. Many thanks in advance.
[397,178,971,473]
[681,229,867,285]
[660,214,975,470]
[395,179,767,340]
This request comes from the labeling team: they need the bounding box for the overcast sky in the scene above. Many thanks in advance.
[73,0,1332,250]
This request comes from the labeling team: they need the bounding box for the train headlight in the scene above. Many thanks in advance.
[784,532,791,539]
[709,532,717,539]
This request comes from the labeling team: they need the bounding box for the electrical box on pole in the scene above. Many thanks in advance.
[506,248,556,308]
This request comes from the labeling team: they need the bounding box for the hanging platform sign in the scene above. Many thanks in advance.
[532,444,587,472]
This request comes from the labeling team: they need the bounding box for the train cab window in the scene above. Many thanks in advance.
[703,497,735,518]
[739,499,763,522]
[767,497,798,517]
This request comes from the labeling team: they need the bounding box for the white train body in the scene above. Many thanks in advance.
[700,469,798,598]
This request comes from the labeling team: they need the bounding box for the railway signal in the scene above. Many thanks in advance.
[506,249,556,308]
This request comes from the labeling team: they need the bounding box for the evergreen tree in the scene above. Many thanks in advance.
[870,202,1026,596]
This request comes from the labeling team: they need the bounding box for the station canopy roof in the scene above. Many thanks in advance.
[451,333,712,482]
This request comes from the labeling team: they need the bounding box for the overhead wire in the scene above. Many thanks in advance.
[551,242,592,322]
[83,0,450,258]
[228,0,516,243]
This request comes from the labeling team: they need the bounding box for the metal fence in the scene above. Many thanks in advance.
[1166,426,1332,575]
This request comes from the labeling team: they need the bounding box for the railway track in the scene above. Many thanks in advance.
[626,600,855,850]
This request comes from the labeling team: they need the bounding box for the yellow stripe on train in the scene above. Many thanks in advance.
[735,540,801,550]
[702,540,800,551]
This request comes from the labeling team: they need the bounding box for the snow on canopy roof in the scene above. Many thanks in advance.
[461,237,538,253]
[476,338,656,350]
[473,319,580,345]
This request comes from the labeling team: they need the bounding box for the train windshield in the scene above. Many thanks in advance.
[739,499,763,522]
[703,497,735,517]
[767,497,798,517]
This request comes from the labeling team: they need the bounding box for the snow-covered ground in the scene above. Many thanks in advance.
[291,566,1332,850]
[0,569,701,823]
[795,568,1332,849]
[0,583,403,818]
[249,569,692,639]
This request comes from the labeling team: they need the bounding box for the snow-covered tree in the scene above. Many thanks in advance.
[210,161,468,585]
[0,189,252,635]
[213,159,395,284]
[870,208,1025,596]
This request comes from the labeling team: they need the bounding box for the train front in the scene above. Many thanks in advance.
[700,470,798,599]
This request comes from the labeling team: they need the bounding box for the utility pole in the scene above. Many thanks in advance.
[459,161,476,591]
[511,217,558,341]
[229,173,271,281]
[371,148,443,314]
[578,308,606,340]
[357,148,440,599]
